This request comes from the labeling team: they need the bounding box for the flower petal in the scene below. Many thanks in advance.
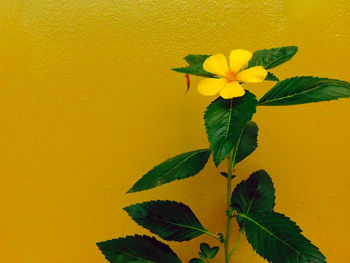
[197,78,226,96]
[236,66,268,83]
[219,81,245,99]
[229,49,252,73]
[203,54,229,76]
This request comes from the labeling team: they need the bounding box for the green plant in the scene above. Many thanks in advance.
[97,46,350,263]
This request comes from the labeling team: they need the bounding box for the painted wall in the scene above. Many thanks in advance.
[0,0,349,262]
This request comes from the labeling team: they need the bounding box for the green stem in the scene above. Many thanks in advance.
[229,227,244,258]
[224,151,234,263]
[203,230,221,242]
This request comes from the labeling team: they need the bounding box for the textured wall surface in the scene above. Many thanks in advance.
[0,0,349,262]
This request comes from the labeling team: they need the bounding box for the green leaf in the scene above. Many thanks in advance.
[204,91,257,166]
[172,55,215,77]
[207,247,219,259]
[124,200,207,241]
[259,76,350,106]
[234,121,258,164]
[189,259,206,263]
[97,235,182,263]
[237,212,326,263]
[265,71,279,81]
[127,149,211,193]
[231,169,275,215]
[248,46,298,70]
[198,251,206,259]
[199,243,219,259]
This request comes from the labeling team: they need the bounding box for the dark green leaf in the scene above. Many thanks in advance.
[237,212,326,263]
[265,71,279,81]
[207,247,219,259]
[231,170,275,215]
[248,46,298,70]
[204,91,257,166]
[189,259,205,263]
[234,121,258,164]
[198,251,206,259]
[124,200,207,241]
[199,243,210,257]
[127,149,211,193]
[199,243,219,259]
[259,76,350,106]
[172,55,215,77]
[97,235,182,263]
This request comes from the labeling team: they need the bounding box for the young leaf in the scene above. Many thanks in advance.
[234,121,259,164]
[217,233,224,243]
[248,46,298,69]
[97,235,182,263]
[199,243,211,258]
[221,172,236,179]
[231,170,275,215]
[237,212,326,263]
[259,76,350,106]
[204,91,257,166]
[207,247,219,259]
[124,200,207,241]
[220,171,228,177]
[127,149,211,193]
[198,251,206,259]
[172,55,215,77]
[199,243,219,259]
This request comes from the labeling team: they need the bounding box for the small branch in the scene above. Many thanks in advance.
[202,230,222,242]
[229,227,245,258]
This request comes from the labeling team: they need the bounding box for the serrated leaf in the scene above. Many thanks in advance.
[97,235,182,263]
[127,149,211,193]
[172,55,215,77]
[259,76,350,106]
[248,46,298,70]
[237,212,326,263]
[234,121,258,164]
[231,170,275,215]
[124,200,207,241]
[204,91,257,166]
[265,71,279,81]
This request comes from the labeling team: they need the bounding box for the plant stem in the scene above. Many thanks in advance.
[229,227,244,258]
[224,151,234,263]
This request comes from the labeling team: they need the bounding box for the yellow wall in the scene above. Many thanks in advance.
[0,0,349,262]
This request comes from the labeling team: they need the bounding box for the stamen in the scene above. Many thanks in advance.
[225,71,237,82]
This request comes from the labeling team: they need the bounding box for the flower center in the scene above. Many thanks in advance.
[225,71,237,83]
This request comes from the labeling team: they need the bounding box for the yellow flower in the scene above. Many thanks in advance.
[198,49,268,99]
